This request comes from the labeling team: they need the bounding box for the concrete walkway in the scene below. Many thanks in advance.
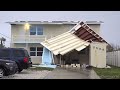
[44,67,100,79]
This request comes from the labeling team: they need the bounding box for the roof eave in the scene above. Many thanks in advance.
[6,21,103,25]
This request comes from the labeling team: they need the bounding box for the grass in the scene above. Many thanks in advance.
[29,67,54,71]
[93,66,120,79]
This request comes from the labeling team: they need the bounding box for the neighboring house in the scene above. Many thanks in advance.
[7,21,104,65]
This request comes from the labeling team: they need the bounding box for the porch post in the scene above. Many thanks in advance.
[51,52,55,64]
[89,45,91,66]
[60,55,61,65]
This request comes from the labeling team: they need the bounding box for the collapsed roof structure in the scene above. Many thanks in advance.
[41,21,107,55]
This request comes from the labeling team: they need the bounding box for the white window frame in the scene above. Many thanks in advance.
[30,47,43,56]
[30,25,43,35]
[30,47,36,56]
[37,47,43,56]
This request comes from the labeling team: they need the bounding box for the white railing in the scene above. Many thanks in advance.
[11,35,46,43]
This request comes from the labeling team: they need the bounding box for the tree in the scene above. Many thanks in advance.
[107,44,114,52]
[107,43,120,52]
[0,37,6,48]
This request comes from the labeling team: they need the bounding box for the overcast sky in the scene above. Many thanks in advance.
[0,11,120,47]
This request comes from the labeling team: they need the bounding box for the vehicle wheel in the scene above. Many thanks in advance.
[16,63,23,73]
[18,68,23,73]
[0,68,4,78]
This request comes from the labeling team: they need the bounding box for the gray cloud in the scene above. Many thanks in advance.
[0,11,120,47]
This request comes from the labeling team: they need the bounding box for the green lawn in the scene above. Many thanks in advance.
[29,67,54,71]
[93,66,120,79]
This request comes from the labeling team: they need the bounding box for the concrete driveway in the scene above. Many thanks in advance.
[1,69,51,79]
[44,67,100,79]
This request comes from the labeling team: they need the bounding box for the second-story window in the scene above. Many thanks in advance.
[37,26,43,35]
[30,25,43,35]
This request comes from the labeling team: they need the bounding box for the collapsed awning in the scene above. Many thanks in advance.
[41,31,90,55]
[72,22,107,43]
[40,21,107,56]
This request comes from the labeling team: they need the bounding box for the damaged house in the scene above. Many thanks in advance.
[41,22,108,68]
[8,21,107,68]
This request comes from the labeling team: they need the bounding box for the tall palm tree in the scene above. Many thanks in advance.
[0,37,6,48]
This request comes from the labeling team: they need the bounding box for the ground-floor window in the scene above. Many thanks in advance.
[30,47,43,56]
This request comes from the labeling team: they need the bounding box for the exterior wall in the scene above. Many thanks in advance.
[11,23,101,65]
[11,24,74,40]
[90,42,107,68]
[30,56,42,65]
[28,43,43,64]
[11,25,46,43]
[11,24,100,41]
[43,24,74,39]
[11,25,26,36]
